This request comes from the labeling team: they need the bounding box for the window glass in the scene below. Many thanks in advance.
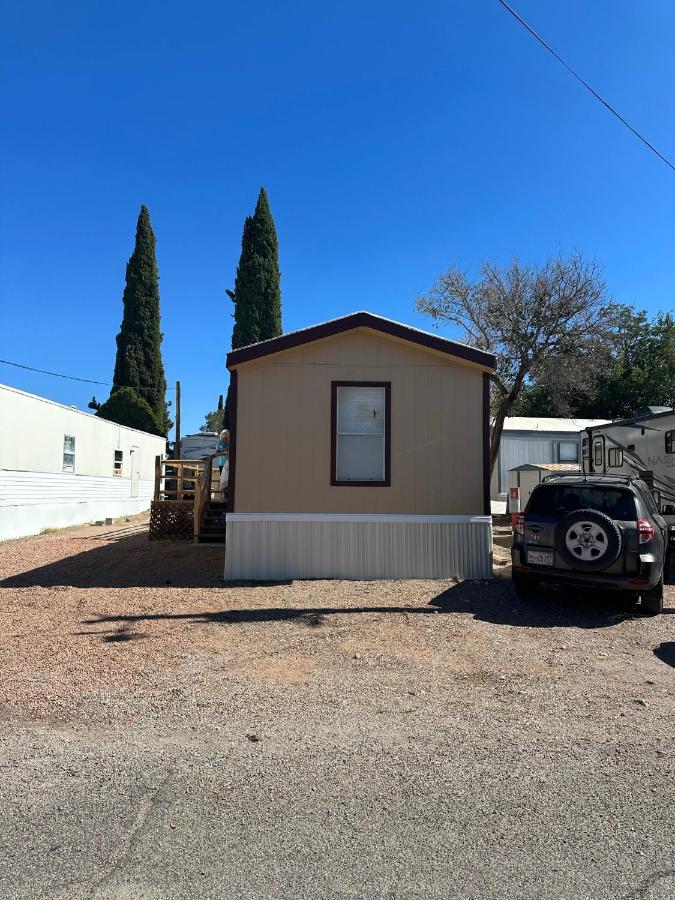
[336,434,384,481]
[608,448,623,468]
[63,435,75,472]
[337,387,385,434]
[114,450,123,474]
[335,385,386,482]
[666,430,674,454]
[593,440,604,467]
[527,486,636,520]
[558,441,579,462]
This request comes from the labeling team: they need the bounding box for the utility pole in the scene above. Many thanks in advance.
[174,380,181,459]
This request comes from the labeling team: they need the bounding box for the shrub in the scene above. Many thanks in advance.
[96,387,163,435]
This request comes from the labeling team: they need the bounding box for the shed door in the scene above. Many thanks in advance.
[130,446,140,498]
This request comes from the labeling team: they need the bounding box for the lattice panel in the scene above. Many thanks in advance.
[149,501,194,540]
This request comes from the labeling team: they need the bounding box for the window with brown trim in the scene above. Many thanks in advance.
[331,382,391,485]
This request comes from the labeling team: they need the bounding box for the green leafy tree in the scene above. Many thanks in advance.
[96,387,163,435]
[224,187,282,424]
[200,396,226,434]
[514,307,675,419]
[111,205,170,434]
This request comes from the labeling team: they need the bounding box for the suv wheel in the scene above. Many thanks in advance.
[642,578,664,615]
[555,509,622,572]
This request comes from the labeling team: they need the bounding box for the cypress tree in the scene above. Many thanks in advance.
[224,187,282,424]
[110,205,170,434]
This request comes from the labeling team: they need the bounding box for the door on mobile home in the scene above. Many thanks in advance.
[131,446,140,497]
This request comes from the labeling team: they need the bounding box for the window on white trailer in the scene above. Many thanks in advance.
[557,441,579,463]
[114,449,124,475]
[335,385,387,482]
[608,448,623,468]
[63,435,76,472]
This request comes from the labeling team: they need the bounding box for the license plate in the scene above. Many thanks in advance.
[526,550,553,566]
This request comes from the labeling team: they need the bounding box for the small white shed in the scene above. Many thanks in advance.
[508,462,581,509]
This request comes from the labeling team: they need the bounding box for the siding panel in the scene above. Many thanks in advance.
[0,470,154,540]
[225,514,493,581]
[234,329,486,516]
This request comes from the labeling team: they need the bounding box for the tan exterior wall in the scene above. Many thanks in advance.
[232,328,486,515]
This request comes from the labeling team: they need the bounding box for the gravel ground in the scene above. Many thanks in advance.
[0,515,674,899]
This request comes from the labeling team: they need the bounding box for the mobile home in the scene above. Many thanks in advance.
[224,311,496,581]
[0,384,166,541]
[492,417,608,500]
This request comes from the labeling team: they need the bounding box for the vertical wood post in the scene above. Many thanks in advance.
[174,380,181,460]
[154,455,161,501]
[194,472,201,542]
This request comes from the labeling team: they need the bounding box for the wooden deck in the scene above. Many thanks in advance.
[149,456,227,542]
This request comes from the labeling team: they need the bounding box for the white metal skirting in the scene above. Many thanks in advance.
[224,514,493,581]
[0,470,154,541]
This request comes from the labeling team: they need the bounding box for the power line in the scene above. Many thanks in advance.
[496,0,675,173]
[0,357,176,391]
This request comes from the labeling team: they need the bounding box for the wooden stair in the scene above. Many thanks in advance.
[198,499,227,543]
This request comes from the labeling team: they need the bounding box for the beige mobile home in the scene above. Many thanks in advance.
[224,312,496,580]
[0,384,166,540]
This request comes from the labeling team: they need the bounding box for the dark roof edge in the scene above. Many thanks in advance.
[226,312,496,370]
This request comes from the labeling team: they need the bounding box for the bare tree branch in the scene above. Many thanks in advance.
[415,252,615,476]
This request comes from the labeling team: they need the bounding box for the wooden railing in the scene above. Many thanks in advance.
[194,455,214,541]
[154,457,203,502]
[153,454,225,542]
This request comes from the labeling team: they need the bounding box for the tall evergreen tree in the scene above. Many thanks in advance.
[224,188,282,425]
[110,205,170,434]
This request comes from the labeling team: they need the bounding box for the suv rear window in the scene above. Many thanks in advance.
[527,486,637,520]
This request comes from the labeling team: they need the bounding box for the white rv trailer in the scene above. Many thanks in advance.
[582,408,675,546]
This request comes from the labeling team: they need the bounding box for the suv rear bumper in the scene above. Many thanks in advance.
[511,547,662,592]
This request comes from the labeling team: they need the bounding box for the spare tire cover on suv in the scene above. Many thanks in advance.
[554,509,622,572]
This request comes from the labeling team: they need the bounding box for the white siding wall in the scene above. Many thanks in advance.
[0,384,165,540]
[495,432,582,496]
[225,514,493,581]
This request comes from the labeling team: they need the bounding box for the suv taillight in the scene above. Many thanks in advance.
[637,518,654,544]
[514,514,525,537]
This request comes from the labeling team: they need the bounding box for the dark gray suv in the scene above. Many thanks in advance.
[511,474,669,614]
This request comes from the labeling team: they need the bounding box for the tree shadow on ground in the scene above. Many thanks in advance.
[77,574,647,642]
[0,531,226,589]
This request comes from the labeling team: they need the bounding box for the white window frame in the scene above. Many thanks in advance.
[557,441,579,463]
[114,449,124,476]
[63,435,76,473]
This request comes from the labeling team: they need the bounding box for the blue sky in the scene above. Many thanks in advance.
[1,0,674,435]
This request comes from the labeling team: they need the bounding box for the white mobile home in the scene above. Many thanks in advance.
[0,384,166,541]
[492,417,608,500]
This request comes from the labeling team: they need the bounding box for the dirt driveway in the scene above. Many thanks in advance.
[0,515,674,899]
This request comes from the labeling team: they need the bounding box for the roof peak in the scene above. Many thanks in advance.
[227,310,496,370]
